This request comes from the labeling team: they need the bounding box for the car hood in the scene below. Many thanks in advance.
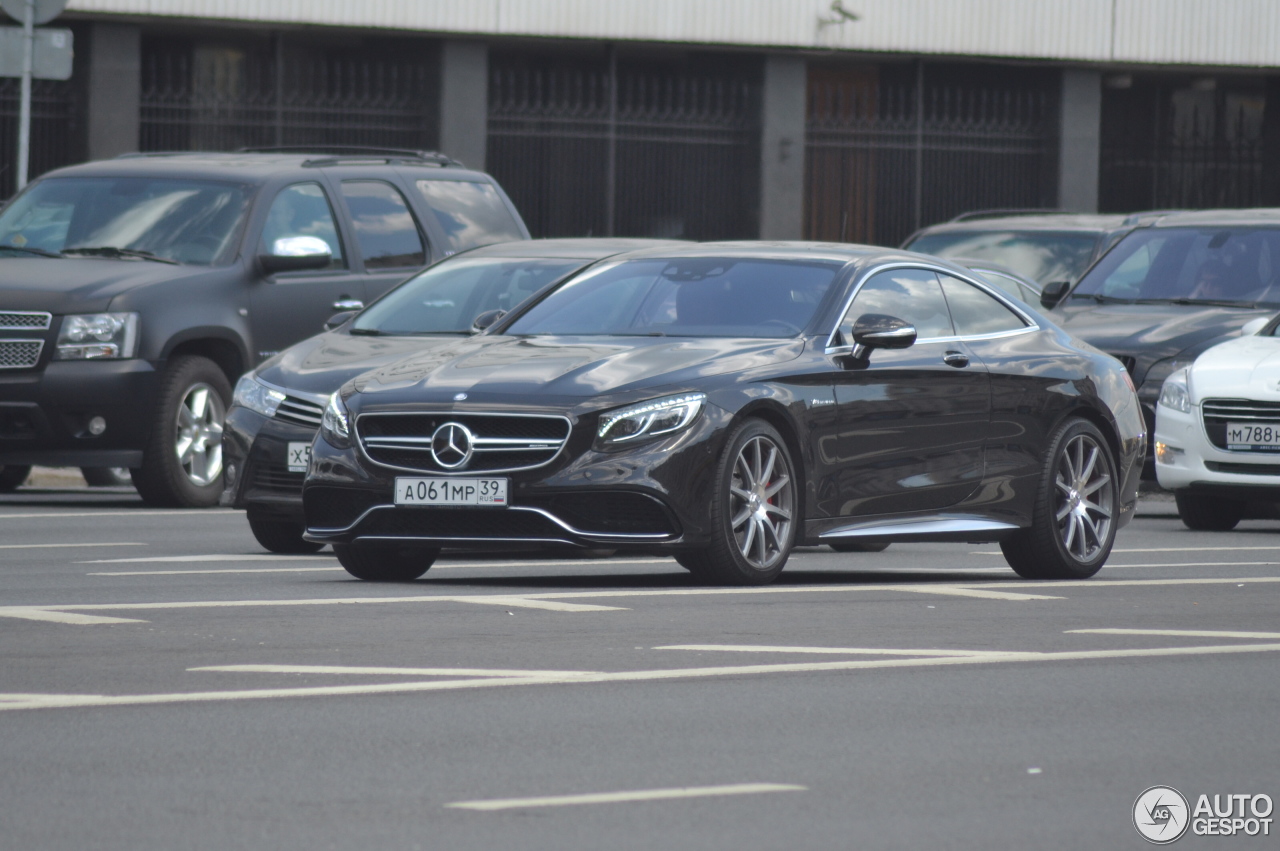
[256,331,474,398]
[0,257,215,313]
[350,334,805,408]
[1190,335,1280,402]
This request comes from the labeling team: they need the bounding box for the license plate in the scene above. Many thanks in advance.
[286,442,312,473]
[1226,422,1280,452]
[394,477,508,507]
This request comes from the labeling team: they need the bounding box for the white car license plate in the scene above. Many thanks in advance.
[1226,422,1280,451]
[286,441,312,473]
[394,477,508,507]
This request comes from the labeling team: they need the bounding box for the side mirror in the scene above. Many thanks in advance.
[260,236,332,274]
[471,308,506,334]
[1040,280,1071,309]
[324,310,357,331]
[852,313,917,350]
[1241,316,1270,337]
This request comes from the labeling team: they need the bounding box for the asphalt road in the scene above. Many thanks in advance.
[1,484,1278,850]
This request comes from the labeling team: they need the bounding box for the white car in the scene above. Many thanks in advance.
[1155,316,1280,529]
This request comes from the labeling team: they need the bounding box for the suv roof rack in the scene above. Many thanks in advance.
[237,145,462,167]
[948,208,1080,223]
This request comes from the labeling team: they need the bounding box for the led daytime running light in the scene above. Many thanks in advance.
[598,393,706,444]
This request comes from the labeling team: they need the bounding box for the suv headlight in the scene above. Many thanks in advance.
[320,391,352,448]
[232,374,286,418]
[597,393,706,447]
[54,312,139,360]
[1157,368,1192,414]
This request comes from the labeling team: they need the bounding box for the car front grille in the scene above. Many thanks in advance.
[273,395,325,428]
[0,311,51,330]
[357,507,568,541]
[1202,399,1280,450]
[356,412,571,473]
[0,339,42,369]
[251,461,304,493]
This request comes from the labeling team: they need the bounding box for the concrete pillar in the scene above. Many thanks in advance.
[759,55,807,240]
[1059,69,1102,212]
[438,41,489,170]
[86,23,141,160]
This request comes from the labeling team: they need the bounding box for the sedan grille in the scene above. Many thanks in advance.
[356,412,571,473]
[0,339,42,369]
[1202,399,1280,450]
[273,395,325,428]
[0,311,51,330]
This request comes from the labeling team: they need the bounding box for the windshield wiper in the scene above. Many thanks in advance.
[1069,292,1133,304]
[0,243,59,258]
[347,327,385,336]
[61,246,180,265]
[1135,297,1258,309]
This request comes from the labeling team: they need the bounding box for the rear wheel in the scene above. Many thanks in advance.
[829,541,890,553]
[132,356,230,507]
[334,542,437,581]
[247,510,325,554]
[1001,418,1118,579]
[1174,492,1243,531]
[0,465,30,492]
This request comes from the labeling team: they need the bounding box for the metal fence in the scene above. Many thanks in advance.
[487,58,761,240]
[0,78,78,198]
[140,41,437,153]
[805,65,1059,246]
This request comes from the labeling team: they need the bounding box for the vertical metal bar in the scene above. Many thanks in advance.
[913,59,923,231]
[16,0,35,190]
[274,32,284,147]
[605,45,617,237]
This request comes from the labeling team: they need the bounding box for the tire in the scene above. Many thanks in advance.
[1001,417,1119,580]
[1174,492,1243,531]
[132,355,231,508]
[334,542,437,581]
[82,467,135,488]
[829,541,890,553]
[683,419,798,586]
[0,465,31,492]
[247,510,325,554]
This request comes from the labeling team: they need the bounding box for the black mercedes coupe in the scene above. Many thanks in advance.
[303,243,1146,585]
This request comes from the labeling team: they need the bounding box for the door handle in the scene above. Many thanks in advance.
[332,298,364,311]
[943,350,969,368]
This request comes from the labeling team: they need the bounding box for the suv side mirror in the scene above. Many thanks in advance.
[471,309,506,334]
[260,236,332,274]
[1040,280,1071,309]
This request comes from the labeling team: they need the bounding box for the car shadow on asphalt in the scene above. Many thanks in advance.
[405,569,1015,590]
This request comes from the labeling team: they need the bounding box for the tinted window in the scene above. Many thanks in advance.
[845,269,954,339]
[1072,227,1280,306]
[260,183,344,268]
[353,257,581,335]
[505,257,841,338]
[939,274,1027,336]
[415,180,524,251]
[0,177,249,265]
[973,270,1036,303]
[339,181,426,270]
[908,230,1099,284]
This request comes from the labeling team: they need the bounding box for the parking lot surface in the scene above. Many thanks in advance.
[2,484,1278,850]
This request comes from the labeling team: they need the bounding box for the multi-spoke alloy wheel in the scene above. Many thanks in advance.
[1001,417,1119,579]
[175,382,225,487]
[133,355,232,507]
[682,419,797,585]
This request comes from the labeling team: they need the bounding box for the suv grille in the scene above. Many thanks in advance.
[0,311,51,330]
[1202,399,1280,450]
[0,339,42,369]
[274,395,325,428]
[356,412,571,473]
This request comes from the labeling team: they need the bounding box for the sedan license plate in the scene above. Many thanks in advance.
[1226,422,1280,452]
[286,442,312,473]
[394,477,508,507]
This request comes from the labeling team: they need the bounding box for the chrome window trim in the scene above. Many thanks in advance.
[353,410,574,475]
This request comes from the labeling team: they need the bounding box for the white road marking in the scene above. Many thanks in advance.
[1108,562,1280,568]
[892,587,1061,601]
[655,644,1035,657]
[90,567,345,576]
[1068,628,1280,640]
[446,783,806,811]
[972,546,1280,555]
[992,576,1280,590]
[0,510,238,519]
[0,542,146,551]
[0,607,146,625]
[2,642,1279,713]
[86,556,674,576]
[192,664,603,678]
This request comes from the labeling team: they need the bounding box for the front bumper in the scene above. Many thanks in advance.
[220,405,317,521]
[1155,403,1280,496]
[0,359,157,467]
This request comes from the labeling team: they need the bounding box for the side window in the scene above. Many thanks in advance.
[415,180,525,252]
[939,274,1028,336]
[844,268,954,340]
[339,180,427,270]
[260,183,345,269]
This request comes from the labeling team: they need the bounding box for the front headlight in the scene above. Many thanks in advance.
[320,391,352,448]
[1141,357,1195,398]
[597,393,706,447]
[232,374,286,418]
[54,312,139,360]
[1157,368,1192,414]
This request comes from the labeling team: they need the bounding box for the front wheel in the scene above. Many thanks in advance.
[1174,492,1243,531]
[248,511,325,554]
[334,542,437,581]
[132,355,230,507]
[1001,417,1118,579]
[0,465,31,492]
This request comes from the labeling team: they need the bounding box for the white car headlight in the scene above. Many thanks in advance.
[54,312,139,360]
[1157,368,1192,414]
[320,391,352,448]
[597,393,706,447]
[232,374,286,418]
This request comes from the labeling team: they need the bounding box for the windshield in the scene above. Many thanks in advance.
[1072,227,1280,307]
[907,231,1099,284]
[504,257,842,338]
[352,257,584,335]
[0,177,251,265]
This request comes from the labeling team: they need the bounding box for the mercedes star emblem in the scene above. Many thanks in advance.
[430,422,475,469]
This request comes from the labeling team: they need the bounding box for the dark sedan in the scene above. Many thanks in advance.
[221,238,679,553]
[303,243,1145,585]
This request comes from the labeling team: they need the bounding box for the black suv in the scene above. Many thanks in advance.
[0,147,528,505]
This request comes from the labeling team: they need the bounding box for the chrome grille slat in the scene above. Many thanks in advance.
[272,396,325,428]
[356,411,572,474]
[0,339,43,368]
[0,311,51,330]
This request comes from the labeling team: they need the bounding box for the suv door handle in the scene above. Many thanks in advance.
[943,350,969,368]
[332,298,364,311]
